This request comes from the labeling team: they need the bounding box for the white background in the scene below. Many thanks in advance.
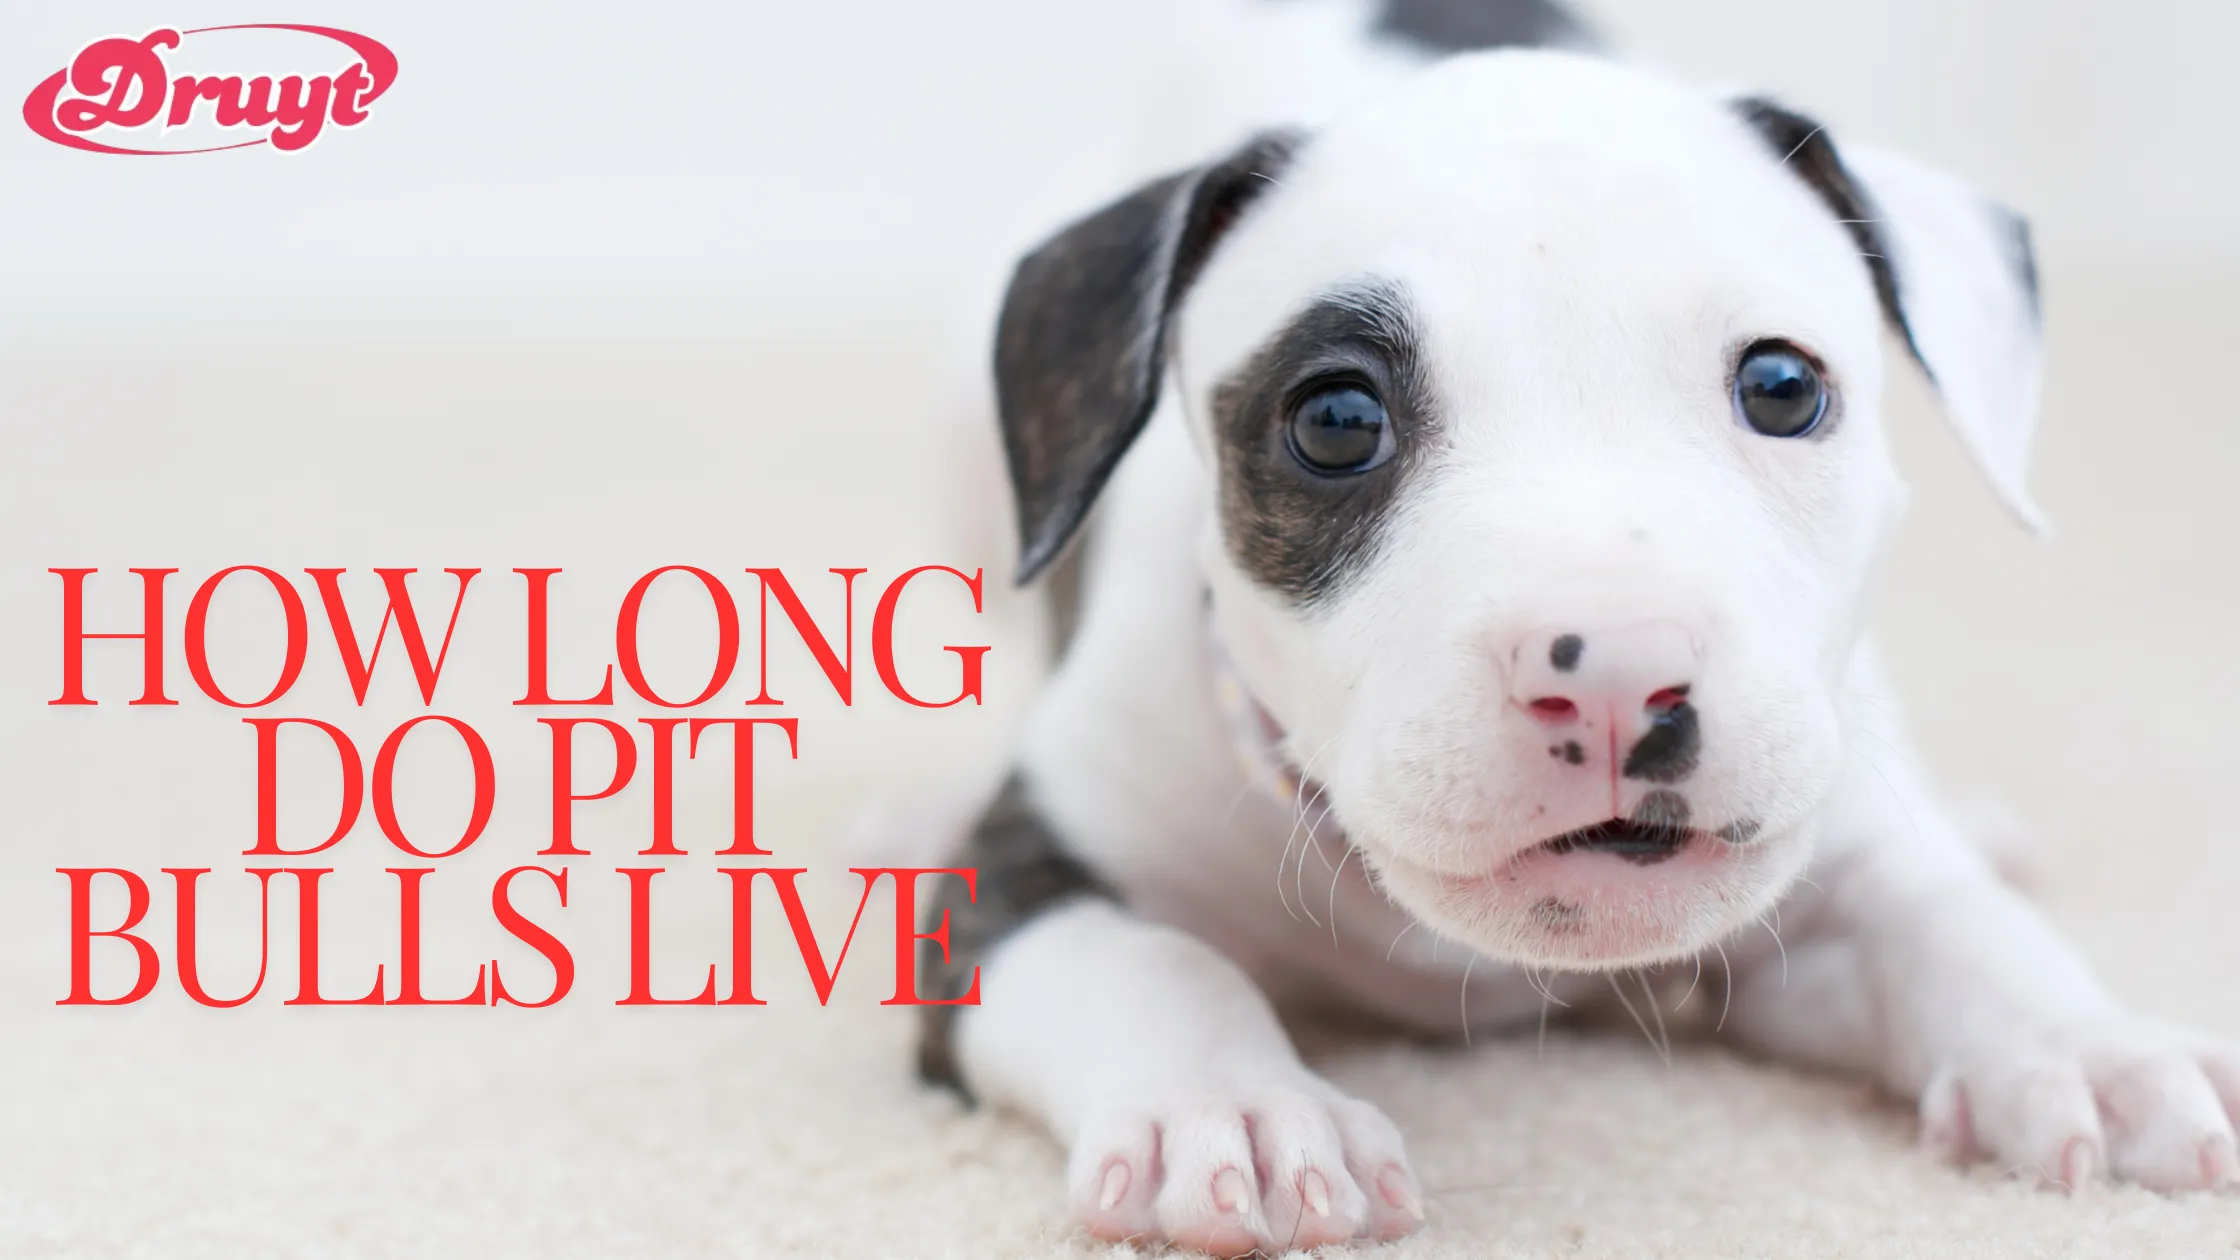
[2,0,2235,338]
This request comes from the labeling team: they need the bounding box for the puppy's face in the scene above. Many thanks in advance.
[1177,58,1904,968]
[995,50,2041,972]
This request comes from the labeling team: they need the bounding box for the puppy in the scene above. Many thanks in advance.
[913,2,2240,1252]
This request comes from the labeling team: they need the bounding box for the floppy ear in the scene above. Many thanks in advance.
[995,129,1303,583]
[1734,99,2048,532]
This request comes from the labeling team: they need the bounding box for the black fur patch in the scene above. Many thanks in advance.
[1210,280,1442,603]
[916,776,1117,1097]
[1375,0,1598,52]
[994,130,1302,584]
[1730,98,1924,365]
[1998,208,2042,325]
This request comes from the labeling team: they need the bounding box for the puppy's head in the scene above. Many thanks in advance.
[996,52,2043,969]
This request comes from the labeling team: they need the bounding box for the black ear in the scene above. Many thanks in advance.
[1733,98,2048,531]
[994,129,1303,583]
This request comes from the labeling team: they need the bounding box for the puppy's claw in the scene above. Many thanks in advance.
[1211,1166,1250,1214]
[1379,1165,1425,1221]
[2056,1136,2098,1192]
[1097,1162,1130,1212]
[1299,1169,1332,1218]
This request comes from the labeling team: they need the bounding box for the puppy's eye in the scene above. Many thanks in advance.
[1286,383,1392,474]
[1733,342,1828,438]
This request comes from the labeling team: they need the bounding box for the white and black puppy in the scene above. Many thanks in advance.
[913,1,2240,1253]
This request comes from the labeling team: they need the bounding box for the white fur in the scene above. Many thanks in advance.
[950,7,2240,1253]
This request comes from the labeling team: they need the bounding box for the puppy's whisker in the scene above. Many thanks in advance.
[1714,940,1735,1033]
[1281,798,1320,925]
[1521,963,1549,1006]
[1282,736,1343,927]
[1274,828,1302,923]
[1460,952,1479,1046]
[1637,968,1671,1064]
[1607,971,1669,1068]
[1384,919,1418,963]
[1295,802,1331,928]
[1759,911,1790,987]
[1327,841,1358,952]
[1290,732,1341,802]
[1273,790,1316,924]
[1523,963,1571,1011]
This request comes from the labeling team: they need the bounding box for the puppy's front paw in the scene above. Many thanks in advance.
[1921,1019,2240,1192]
[1066,1075,1422,1255]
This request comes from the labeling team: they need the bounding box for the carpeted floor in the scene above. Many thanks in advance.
[3,265,2236,1258]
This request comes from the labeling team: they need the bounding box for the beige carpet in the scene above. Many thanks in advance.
[3,264,2236,1258]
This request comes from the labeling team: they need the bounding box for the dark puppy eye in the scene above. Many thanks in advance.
[1733,342,1828,438]
[1286,382,1393,474]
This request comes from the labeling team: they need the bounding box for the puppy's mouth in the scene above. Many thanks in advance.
[1373,814,1781,969]
[1534,819,1704,866]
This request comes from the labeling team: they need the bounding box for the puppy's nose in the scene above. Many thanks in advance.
[1508,622,1701,736]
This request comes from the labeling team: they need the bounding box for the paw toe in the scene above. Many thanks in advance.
[2102,1068,2237,1191]
[1067,1116,1161,1242]
[1250,1095,1368,1248]
[1153,1109,1270,1250]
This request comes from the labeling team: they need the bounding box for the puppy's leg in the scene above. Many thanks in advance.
[918,782,1424,1254]
[1723,662,2240,1192]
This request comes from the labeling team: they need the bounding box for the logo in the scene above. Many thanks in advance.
[23,25,396,155]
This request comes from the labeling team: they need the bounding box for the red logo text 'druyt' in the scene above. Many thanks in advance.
[23,25,396,155]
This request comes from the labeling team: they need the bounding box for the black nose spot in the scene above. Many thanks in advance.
[1631,789,1690,831]
[1562,740,1584,765]
[1622,701,1699,783]
[1549,634,1584,672]
[1718,819,1763,844]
